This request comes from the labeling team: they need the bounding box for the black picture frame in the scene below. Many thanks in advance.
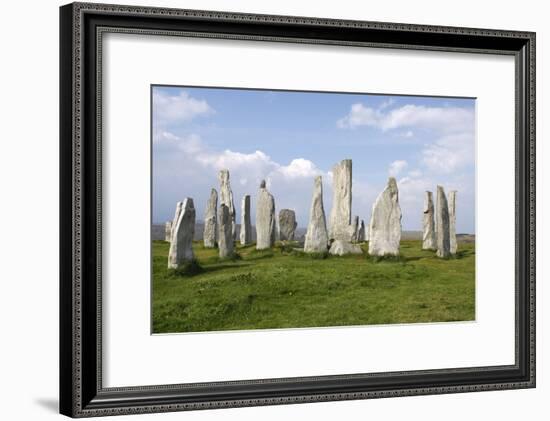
[59,2,536,417]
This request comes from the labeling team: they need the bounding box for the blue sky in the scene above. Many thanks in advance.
[152,86,476,234]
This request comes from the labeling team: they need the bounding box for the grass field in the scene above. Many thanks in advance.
[152,240,475,333]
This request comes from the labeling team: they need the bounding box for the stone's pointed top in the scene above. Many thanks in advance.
[260,179,266,189]
[183,197,194,209]
[437,184,444,191]
[218,169,230,183]
[387,177,398,190]
[210,187,217,195]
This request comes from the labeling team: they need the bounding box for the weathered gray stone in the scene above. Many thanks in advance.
[203,188,218,248]
[168,198,195,268]
[240,195,252,245]
[256,180,276,249]
[279,209,297,241]
[304,176,329,253]
[328,159,353,241]
[329,240,363,256]
[368,177,402,256]
[357,220,366,242]
[218,204,234,258]
[449,190,458,255]
[436,185,451,258]
[164,221,172,242]
[351,215,360,243]
[422,191,436,250]
[170,201,183,237]
[218,169,236,240]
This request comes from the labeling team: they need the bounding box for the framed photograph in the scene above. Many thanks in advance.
[60,2,535,417]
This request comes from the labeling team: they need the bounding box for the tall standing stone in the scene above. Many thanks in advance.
[357,220,366,242]
[203,188,218,248]
[351,215,360,243]
[304,176,329,253]
[328,159,353,241]
[279,209,297,241]
[218,204,234,258]
[256,180,276,250]
[240,195,252,246]
[164,221,172,242]
[368,177,402,256]
[168,198,195,268]
[219,169,236,240]
[422,191,436,250]
[436,185,451,258]
[170,201,183,238]
[449,190,458,255]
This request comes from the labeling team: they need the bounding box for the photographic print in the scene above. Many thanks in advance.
[151,86,476,334]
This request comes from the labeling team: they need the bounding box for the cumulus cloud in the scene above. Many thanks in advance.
[337,103,474,134]
[153,131,329,227]
[153,90,214,125]
[388,160,408,177]
[422,132,475,173]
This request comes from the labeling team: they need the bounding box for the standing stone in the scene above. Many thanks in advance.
[304,176,329,253]
[436,185,451,258]
[203,188,218,248]
[368,177,402,256]
[351,215,360,243]
[422,191,437,250]
[164,221,172,242]
[357,220,366,242]
[167,198,195,268]
[328,159,353,241]
[449,191,458,255]
[170,201,183,237]
[240,195,252,245]
[279,209,297,241]
[219,169,236,240]
[218,204,234,258]
[256,180,276,249]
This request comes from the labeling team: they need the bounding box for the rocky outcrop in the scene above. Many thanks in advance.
[449,190,458,255]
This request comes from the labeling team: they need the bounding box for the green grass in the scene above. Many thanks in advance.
[152,240,475,333]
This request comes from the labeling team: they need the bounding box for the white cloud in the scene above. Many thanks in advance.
[422,132,475,173]
[153,90,213,124]
[153,131,329,227]
[337,103,474,134]
[388,160,408,177]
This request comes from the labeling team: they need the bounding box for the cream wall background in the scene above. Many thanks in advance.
[0,0,545,420]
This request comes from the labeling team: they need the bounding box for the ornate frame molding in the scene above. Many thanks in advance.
[60,2,535,417]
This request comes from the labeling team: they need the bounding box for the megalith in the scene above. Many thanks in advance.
[218,169,236,240]
[449,191,458,255]
[368,177,402,256]
[164,221,172,242]
[436,185,451,258]
[328,159,353,242]
[351,215,360,243]
[203,188,218,248]
[240,195,252,246]
[304,176,329,253]
[167,198,195,268]
[256,180,276,249]
[279,209,297,241]
[422,191,436,250]
[357,220,366,243]
[218,204,234,258]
